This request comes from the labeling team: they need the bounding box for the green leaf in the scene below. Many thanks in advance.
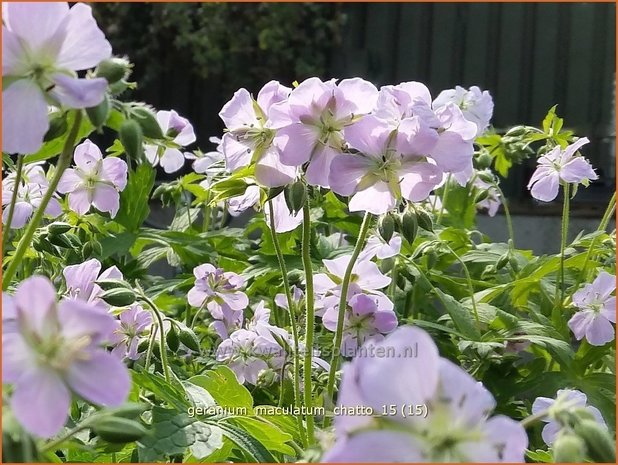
[23,112,94,164]
[138,407,224,461]
[211,421,277,463]
[189,366,254,413]
[115,163,155,232]
[433,288,481,340]
[131,371,190,411]
[227,417,295,456]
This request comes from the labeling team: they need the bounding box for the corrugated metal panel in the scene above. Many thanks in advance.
[330,3,616,195]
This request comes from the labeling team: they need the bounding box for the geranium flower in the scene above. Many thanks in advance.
[532,389,606,445]
[2,176,62,229]
[228,185,261,217]
[110,304,153,360]
[275,285,304,311]
[373,81,478,182]
[185,136,224,174]
[57,139,128,217]
[528,137,598,202]
[322,293,398,356]
[433,86,494,136]
[568,271,616,346]
[219,80,296,187]
[188,263,248,338]
[314,254,392,317]
[358,234,402,261]
[2,276,130,438]
[63,258,123,311]
[2,2,111,154]
[329,116,442,215]
[323,326,528,462]
[271,77,378,187]
[144,110,196,173]
[216,329,282,384]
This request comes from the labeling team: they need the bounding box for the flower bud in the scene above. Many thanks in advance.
[96,279,131,291]
[401,210,418,244]
[505,125,529,137]
[284,181,306,215]
[82,240,102,258]
[48,232,80,249]
[119,119,144,161]
[416,209,433,232]
[496,253,510,270]
[96,57,131,84]
[132,107,165,140]
[47,222,72,235]
[109,403,147,420]
[100,288,136,307]
[477,171,496,184]
[92,417,148,444]
[476,151,493,169]
[574,419,616,463]
[552,432,586,463]
[178,326,201,352]
[86,94,111,130]
[378,213,395,243]
[43,114,68,142]
[166,323,180,352]
[474,190,490,203]
[33,236,54,254]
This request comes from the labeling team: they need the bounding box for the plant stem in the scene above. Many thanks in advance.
[576,191,616,286]
[437,174,452,224]
[494,183,515,250]
[144,325,158,372]
[301,203,315,445]
[325,212,372,401]
[139,291,171,383]
[2,155,24,257]
[267,200,305,444]
[202,191,212,232]
[520,409,550,428]
[555,183,571,311]
[3,111,83,289]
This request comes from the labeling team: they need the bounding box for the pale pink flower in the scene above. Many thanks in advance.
[2,2,111,154]
[144,110,196,173]
[57,139,128,217]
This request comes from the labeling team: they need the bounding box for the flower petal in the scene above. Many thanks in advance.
[66,350,130,406]
[49,74,108,109]
[2,79,49,154]
[11,367,70,438]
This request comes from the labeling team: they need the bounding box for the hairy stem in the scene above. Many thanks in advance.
[556,183,571,311]
[2,155,24,257]
[3,111,83,289]
[139,291,171,383]
[325,212,373,401]
[268,200,305,445]
[301,203,315,444]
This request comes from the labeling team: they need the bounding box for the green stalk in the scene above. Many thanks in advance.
[301,203,315,444]
[139,291,171,383]
[202,191,212,232]
[494,183,515,250]
[576,191,616,287]
[3,111,83,289]
[267,200,305,445]
[2,155,24,256]
[325,212,373,401]
[555,183,571,311]
[437,174,452,224]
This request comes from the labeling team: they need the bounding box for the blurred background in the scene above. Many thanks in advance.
[93,2,616,253]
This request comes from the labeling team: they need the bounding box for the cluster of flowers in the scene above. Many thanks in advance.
[218,78,494,216]
[1,265,150,438]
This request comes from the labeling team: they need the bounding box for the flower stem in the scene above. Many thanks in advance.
[301,203,315,445]
[202,191,212,232]
[2,155,24,257]
[576,191,616,287]
[3,111,83,289]
[138,290,171,383]
[437,174,452,224]
[267,199,305,445]
[494,183,515,250]
[325,212,373,402]
[555,183,571,312]
[520,409,550,428]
